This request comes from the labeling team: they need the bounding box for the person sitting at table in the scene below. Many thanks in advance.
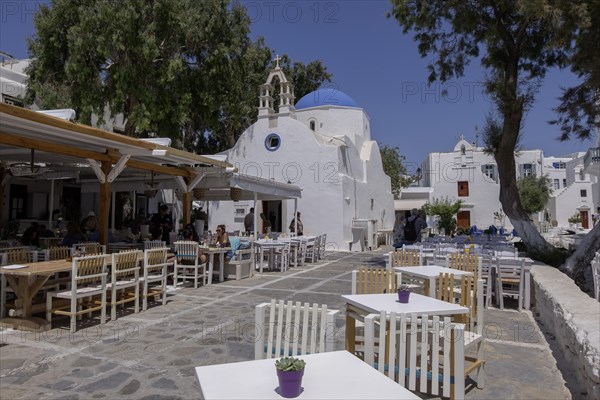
[61,222,86,247]
[183,223,199,242]
[22,222,40,246]
[38,224,55,238]
[199,224,231,264]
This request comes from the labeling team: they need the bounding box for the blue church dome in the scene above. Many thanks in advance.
[295,88,359,110]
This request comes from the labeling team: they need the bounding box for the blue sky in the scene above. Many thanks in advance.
[1,0,594,169]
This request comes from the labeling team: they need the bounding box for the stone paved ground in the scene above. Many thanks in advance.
[0,249,571,399]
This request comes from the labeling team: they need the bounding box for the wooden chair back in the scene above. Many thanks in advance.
[389,249,422,270]
[447,253,481,279]
[73,254,107,287]
[74,242,105,255]
[40,238,62,248]
[351,268,399,295]
[112,250,142,282]
[437,273,484,334]
[364,312,465,399]
[47,246,70,261]
[143,248,169,279]
[254,299,339,360]
[0,240,19,249]
[144,240,166,250]
[7,248,35,264]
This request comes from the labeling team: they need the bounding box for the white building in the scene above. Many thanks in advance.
[417,137,599,231]
[547,152,598,229]
[208,64,395,250]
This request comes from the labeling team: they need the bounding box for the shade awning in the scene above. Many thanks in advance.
[394,199,428,211]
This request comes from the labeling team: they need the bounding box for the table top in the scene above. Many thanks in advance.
[195,350,420,400]
[0,258,79,276]
[343,293,468,316]
[395,265,474,278]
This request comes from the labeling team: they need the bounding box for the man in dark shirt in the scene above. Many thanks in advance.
[151,205,173,244]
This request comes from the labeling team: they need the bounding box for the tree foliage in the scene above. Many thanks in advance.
[379,144,412,199]
[387,0,590,266]
[26,0,331,153]
[551,0,600,141]
[517,175,552,215]
[422,197,463,236]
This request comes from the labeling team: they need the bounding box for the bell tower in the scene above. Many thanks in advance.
[258,55,296,119]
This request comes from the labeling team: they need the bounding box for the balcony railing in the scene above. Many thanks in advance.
[583,147,600,171]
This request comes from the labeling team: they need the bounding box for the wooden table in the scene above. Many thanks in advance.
[199,247,230,285]
[195,350,420,399]
[0,258,80,331]
[342,293,468,354]
[395,265,474,297]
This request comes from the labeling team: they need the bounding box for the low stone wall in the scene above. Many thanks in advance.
[531,264,600,399]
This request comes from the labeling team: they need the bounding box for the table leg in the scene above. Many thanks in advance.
[259,246,264,273]
[219,252,225,283]
[345,314,356,355]
[428,277,435,298]
[524,270,530,310]
[0,274,51,332]
[208,254,215,285]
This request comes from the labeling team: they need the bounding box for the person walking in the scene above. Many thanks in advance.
[244,208,255,235]
[403,208,427,244]
[289,211,304,236]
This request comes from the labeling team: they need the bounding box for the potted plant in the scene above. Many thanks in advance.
[397,283,410,303]
[275,356,306,398]
[568,212,582,228]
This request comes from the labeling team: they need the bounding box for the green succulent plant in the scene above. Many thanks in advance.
[275,357,306,371]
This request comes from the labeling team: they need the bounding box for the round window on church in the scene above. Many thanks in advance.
[264,133,281,152]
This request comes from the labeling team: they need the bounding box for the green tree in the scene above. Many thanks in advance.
[26,0,332,153]
[387,0,589,269]
[423,197,463,236]
[517,176,552,215]
[379,144,412,199]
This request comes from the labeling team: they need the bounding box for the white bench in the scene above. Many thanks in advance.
[224,246,254,281]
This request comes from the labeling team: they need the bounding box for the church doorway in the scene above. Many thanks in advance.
[262,200,282,233]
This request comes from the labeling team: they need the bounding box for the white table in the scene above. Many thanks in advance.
[395,265,474,297]
[195,350,420,400]
[199,246,230,285]
[254,240,288,273]
[342,292,468,353]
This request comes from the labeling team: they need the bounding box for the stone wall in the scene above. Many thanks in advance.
[531,264,600,399]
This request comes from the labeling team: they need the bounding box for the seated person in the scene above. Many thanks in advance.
[200,224,230,263]
[22,222,40,246]
[61,222,85,247]
[183,223,199,242]
[38,224,55,238]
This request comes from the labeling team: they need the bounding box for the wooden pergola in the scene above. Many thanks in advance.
[0,103,231,243]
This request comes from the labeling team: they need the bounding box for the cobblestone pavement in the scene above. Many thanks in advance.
[0,249,571,399]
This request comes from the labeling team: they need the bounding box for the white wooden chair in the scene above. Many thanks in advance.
[1,248,38,317]
[304,237,317,263]
[291,238,307,266]
[272,241,291,272]
[389,249,422,270]
[364,312,466,399]
[495,258,531,311]
[254,299,339,360]
[437,273,485,391]
[45,246,71,261]
[173,241,204,288]
[592,252,600,302]
[446,253,482,280]
[318,234,327,260]
[73,242,106,255]
[46,254,108,333]
[144,240,166,250]
[108,250,142,320]
[141,248,169,311]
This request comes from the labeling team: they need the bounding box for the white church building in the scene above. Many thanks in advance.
[208,63,395,250]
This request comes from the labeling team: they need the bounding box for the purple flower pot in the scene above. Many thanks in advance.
[277,368,304,398]
[397,289,410,303]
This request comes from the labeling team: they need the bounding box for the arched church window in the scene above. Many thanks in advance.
[460,145,466,155]
[309,120,316,131]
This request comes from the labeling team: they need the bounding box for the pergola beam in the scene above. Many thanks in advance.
[0,132,193,178]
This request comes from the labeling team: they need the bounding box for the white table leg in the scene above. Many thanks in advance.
[428,277,435,298]
[259,246,264,273]
[208,253,215,285]
[524,270,531,310]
